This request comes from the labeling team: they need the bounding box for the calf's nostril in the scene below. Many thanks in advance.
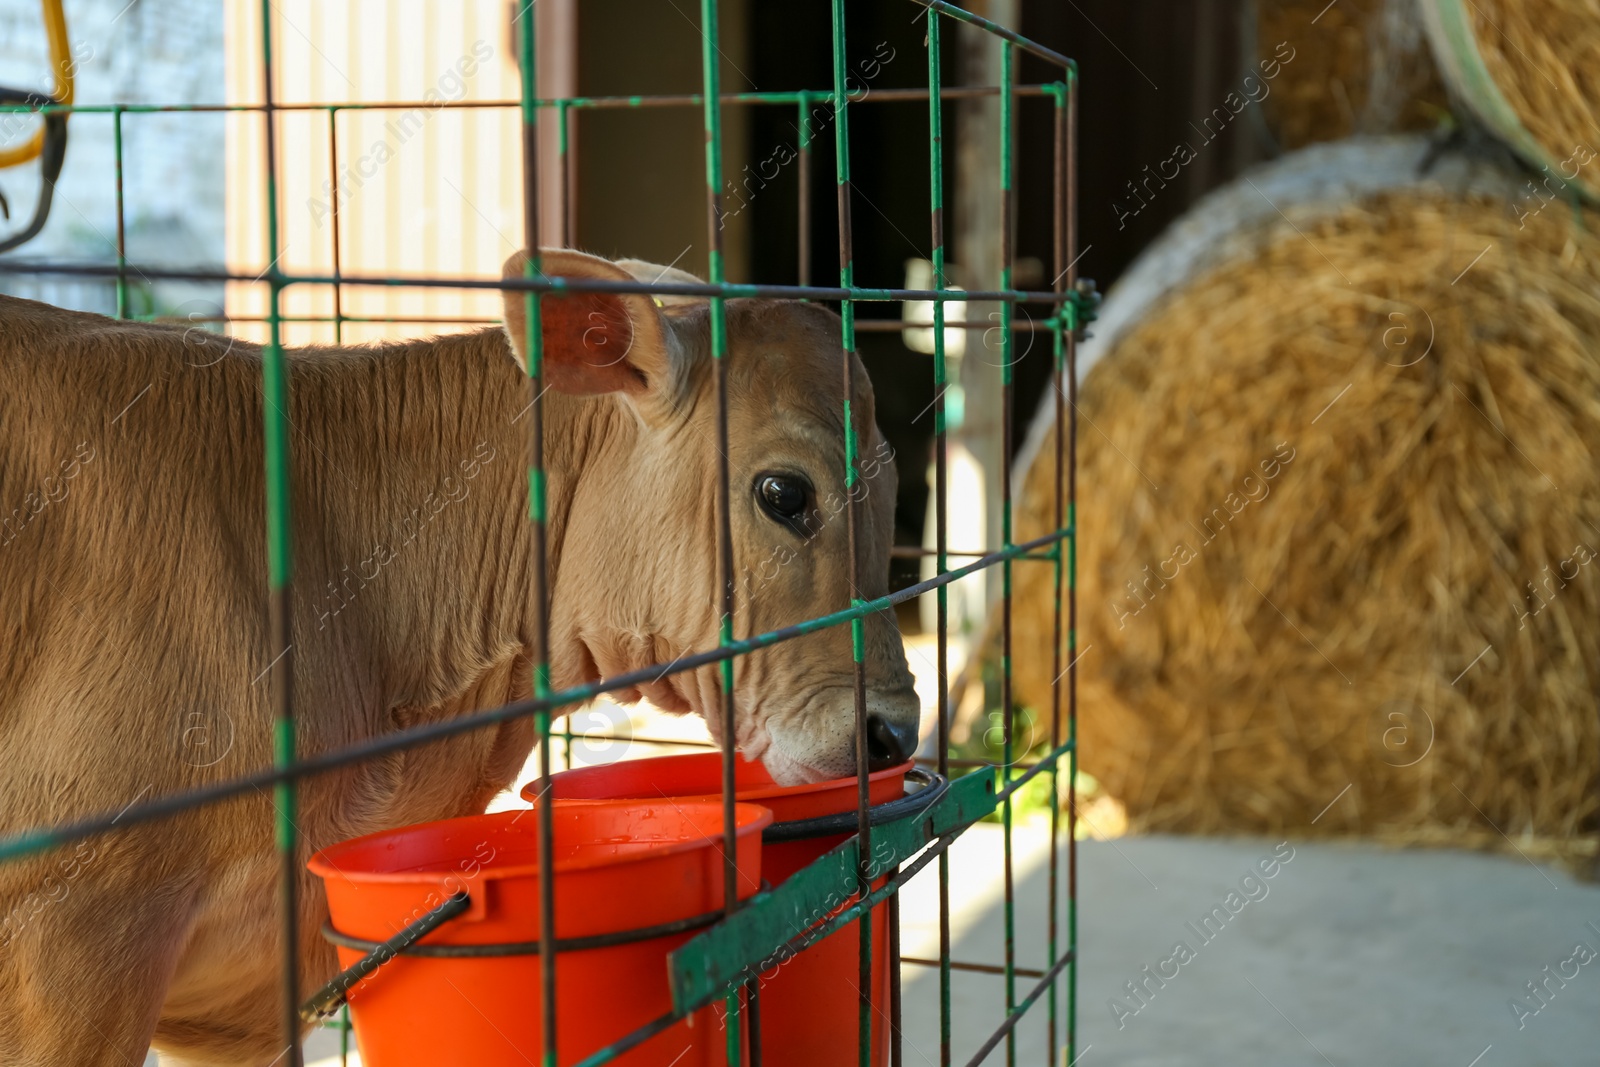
[866,714,917,769]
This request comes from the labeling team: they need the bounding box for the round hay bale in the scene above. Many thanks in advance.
[1419,0,1600,201]
[1010,136,1600,863]
[1256,0,1449,149]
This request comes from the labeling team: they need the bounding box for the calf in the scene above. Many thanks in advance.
[0,249,920,1066]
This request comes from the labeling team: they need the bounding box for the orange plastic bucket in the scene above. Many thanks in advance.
[523,754,910,1066]
[308,799,770,1066]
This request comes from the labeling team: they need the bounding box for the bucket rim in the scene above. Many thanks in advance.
[522,751,914,805]
[307,798,773,886]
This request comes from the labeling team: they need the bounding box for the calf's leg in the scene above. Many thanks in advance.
[0,850,195,1067]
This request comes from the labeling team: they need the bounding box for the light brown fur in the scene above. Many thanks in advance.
[0,250,918,1065]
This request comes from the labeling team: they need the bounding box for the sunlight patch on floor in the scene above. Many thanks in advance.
[899,816,1059,965]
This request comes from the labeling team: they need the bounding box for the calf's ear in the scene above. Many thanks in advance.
[501,249,683,402]
[614,258,708,311]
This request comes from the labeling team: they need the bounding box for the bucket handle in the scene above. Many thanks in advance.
[762,767,949,843]
[300,890,741,1022]
[300,890,472,1022]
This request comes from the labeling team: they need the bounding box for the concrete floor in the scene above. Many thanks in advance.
[145,823,1600,1066]
[141,819,1600,1066]
[898,827,1600,1067]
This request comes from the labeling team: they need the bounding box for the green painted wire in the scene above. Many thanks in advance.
[111,106,127,319]
[827,3,878,1065]
[924,7,958,1064]
[997,35,1019,1067]
[696,0,744,1060]
[512,6,559,1066]
[255,2,299,1064]
[0,8,1081,1064]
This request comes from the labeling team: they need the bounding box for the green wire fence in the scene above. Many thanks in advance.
[0,1,1089,1064]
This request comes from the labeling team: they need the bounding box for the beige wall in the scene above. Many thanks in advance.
[224,0,748,346]
[226,0,555,345]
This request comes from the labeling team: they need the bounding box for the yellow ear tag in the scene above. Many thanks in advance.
[651,296,665,307]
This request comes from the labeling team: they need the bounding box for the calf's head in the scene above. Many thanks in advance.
[503,249,921,784]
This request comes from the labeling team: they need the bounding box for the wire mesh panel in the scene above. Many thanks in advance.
[0,3,1087,1064]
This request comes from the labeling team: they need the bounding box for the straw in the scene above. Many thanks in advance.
[1465,0,1600,198]
[1257,0,1449,149]
[1009,184,1600,867]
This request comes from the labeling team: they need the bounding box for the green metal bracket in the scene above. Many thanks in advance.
[668,768,999,1010]
[1067,280,1101,342]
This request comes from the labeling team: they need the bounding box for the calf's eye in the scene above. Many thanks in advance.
[754,472,812,532]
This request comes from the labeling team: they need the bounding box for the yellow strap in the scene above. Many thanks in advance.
[0,0,73,171]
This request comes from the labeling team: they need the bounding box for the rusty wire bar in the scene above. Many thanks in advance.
[149,313,495,325]
[903,957,1046,979]
[1065,68,1082,1067]
[854,318,1048,331]
[0,84,1057,118]
[912,0,1072,67]
[327,106,343,344]
[964,952,1076,1067]
[0,256,1077,304]
[135,314,1044,332]
[551,734,1060,775]
[890,545,1031,559]
[797,91,812,284]
[1046,70,1071,1067]
[890,879,904,1067]
[0,532,1072,865]
[558,99,573,247]
[555,95,575,774]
